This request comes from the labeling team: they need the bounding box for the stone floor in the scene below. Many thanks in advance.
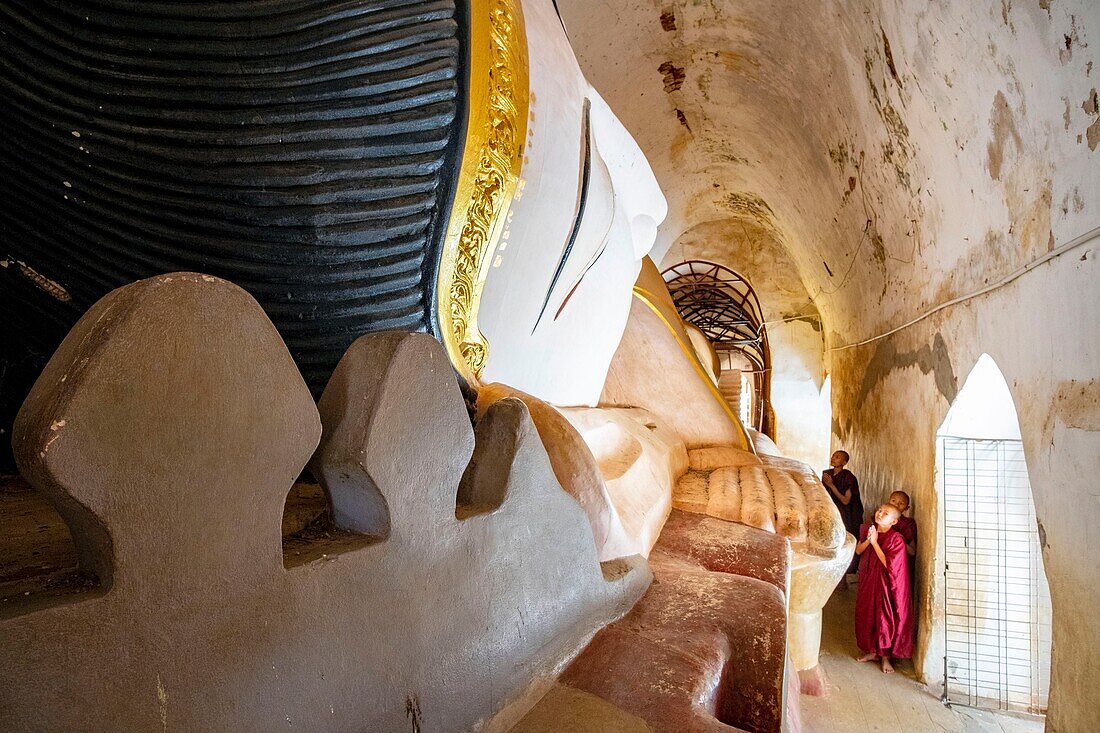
[801,581,1044,733]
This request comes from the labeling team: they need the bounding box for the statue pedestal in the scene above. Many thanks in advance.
[788,539,856,679]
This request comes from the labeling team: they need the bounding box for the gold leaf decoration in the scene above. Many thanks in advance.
[437,0,529,384]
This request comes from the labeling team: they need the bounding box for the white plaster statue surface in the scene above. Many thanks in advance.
[1,276,652,732]
[601,290,747,449]
[477,0,668,407]
[476,384,688,563]
[559,406,688,560]
[684,323,720,384]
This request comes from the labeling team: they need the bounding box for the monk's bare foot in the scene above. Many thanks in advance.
[857,653,878,663]
[881,657,894,674]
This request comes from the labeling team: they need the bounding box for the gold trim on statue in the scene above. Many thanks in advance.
[437,0,530,384]
[631,285,757,454]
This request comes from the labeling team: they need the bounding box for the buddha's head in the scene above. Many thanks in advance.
[475,0,667,406]
[0,0,664,451]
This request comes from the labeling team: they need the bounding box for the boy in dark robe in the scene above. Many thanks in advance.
[888,490,917,559]
[822,450,863,572]
[854,504,913,673]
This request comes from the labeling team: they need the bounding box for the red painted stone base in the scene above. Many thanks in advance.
[558,510,793,732]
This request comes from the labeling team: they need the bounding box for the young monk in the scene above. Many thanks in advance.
[854,503,913,673]
[888,490,917,559]
[822,450,863,572]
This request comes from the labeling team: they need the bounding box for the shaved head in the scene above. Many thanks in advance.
[874,503,900,528]
[888,491,911,513]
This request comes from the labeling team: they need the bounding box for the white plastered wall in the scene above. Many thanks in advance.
[559,1,1099,727]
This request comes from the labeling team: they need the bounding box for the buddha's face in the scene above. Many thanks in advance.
[477,0,666,406]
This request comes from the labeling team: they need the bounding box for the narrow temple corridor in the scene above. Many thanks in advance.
[804,586,1043,733]
[0,0,1096,729]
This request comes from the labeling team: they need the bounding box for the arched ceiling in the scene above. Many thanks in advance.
[558,0,1099,347]
[664,217,816,325]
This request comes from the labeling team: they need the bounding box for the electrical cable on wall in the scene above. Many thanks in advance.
[827,224,1100,352]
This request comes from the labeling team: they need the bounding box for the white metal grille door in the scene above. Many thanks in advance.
[941,436,1052,714]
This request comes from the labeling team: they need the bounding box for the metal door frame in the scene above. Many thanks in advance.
[940,435,1050,715]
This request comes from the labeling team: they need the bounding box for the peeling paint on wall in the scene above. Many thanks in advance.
[1,258,71,302]
[720,193,779,235]
[658,61,686,93]
[1083,88,1100,150]
[1046,378,1100,433]
[881,29,902,87]
[855,332,958,410]
[1059,13,1084,65]
[674,108,691,131]
[660,8,676,32]
[987,91,1023,181]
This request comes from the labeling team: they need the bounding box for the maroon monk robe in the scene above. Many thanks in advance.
[855,523,913,659]
[895,515,917,586]
[824,467,863,572]
[822,468,863,537]
[895,515,917,548]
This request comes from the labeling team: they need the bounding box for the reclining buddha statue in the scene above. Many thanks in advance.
[2,0,852,721]
[0,0,665,427]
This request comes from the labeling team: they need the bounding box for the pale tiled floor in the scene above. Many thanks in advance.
[800,582,1044,733]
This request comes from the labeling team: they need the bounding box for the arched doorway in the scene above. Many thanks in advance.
[936,354,1051,715]
[661,260,773,437]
